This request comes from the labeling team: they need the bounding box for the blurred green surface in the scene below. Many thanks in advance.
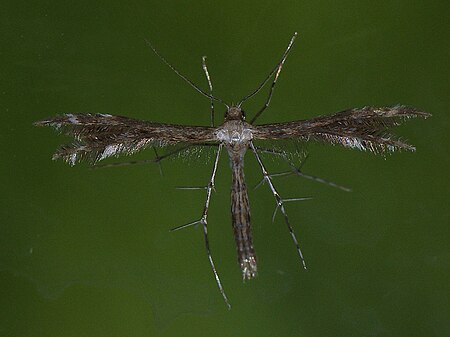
[1,0,449,336]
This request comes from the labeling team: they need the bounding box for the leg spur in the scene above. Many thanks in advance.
[250,142,308,270]
[170,143,231,309]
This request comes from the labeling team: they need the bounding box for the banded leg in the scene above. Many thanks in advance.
[170,143,231,309]
[202,56,215,127]
[238,32,297,124]
[254,148,351,192]
[250,142,307,270]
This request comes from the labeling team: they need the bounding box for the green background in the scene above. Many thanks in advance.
[2,1,448,336]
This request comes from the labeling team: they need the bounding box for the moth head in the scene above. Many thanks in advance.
[225,106,246,121]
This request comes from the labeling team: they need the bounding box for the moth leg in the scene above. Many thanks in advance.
[246,32,298,124]
[170,143,231,309]
[152,147,164,176]
[93,143,219,171]
[254,148,351,192]
[250,142,307,270]
[202,56,215,127]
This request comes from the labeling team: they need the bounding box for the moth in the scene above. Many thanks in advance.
[35,33,430,308]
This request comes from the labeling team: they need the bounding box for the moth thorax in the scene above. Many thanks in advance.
[216,120,253,146]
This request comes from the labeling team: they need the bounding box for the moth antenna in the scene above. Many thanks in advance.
[145,39,229,110]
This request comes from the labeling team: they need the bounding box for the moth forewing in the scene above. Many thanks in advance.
[252,105,431,154]
[34,114,218,165]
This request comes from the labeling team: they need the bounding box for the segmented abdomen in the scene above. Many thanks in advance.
[230,154,257,279]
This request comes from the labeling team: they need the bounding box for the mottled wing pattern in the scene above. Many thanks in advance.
[34,113,217,165]
[253,106,431,153]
